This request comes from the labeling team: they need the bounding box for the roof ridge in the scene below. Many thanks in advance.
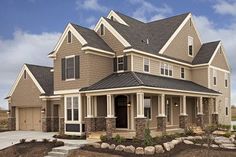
[131,72,144,85]
[25,63,52,69]
[70,22,94,31]
[202,40,221,45]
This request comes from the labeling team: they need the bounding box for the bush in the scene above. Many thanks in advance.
[54,141,64,147]
[204,125,217,134]
[233,125,236,131]
[42,138,50,143]
[223,132,232,138]
[20,139,26,143]
[185,126,195,136]
[100,135,108,142]
[114,134,126,143]
[30,139,36,143]
[143,128,153,146]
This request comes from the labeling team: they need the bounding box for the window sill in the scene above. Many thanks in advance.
[65,78,76,81]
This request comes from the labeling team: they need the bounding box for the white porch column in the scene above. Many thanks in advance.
[136,92,144,118]
[158,94,165,117]
[92,96,97,117]
[107,94,114,118]
[198,97,203,115]
[180,95,187,115]
[86,96,93,118]
[212,98,218,114]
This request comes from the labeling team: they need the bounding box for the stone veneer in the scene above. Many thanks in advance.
[212,114,219,125]
[51,117,59,132]
[157,116,166,132]
[42,117,51,132]
[59,117,64,135]
[8,117,16,130]
[95,117,106,131]
[106,117,116,138]
[179,115,188,129]
[196,114,204,127]
[135,117,147,140]
[85,118,96,137]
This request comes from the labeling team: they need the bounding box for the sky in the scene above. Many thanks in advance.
[0,0,236,109]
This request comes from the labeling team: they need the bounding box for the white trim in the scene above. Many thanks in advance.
[209,42,222,64]
[94,17,131,47]
[117,56,125,72]
[84,50,115,58]
[131,54,134,71]
[49,23,88,58]
[54,89,80,95]
[159,13,191,54]
[107,10,129,26]
[82,46,115,56]
[188,36,194,57]
[39,95,62,99]
[209,65,230,73]
[7,65,45,97]
[208,67,211,88]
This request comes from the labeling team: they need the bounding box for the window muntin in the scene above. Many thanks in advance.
[66,57,75,79]
[67,31,72,43]
[181,68,185,79]
[160,63,173,77]
[73,97,79,121]
[66,97,72,121]
[161,63,164,75]
[144,97,151,119]
[117,57,124,71]
[188,36,193,56]
[66,96,79,121]
[213,69,217,86]
[101,24,105,36]
[168,65,173,77]
[144,58,150,72]
[225,73,228,88]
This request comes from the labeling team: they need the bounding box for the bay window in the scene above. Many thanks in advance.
[160,63,173,77]
[66,96,79,121]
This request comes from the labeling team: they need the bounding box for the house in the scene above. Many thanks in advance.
[6,10,231,139]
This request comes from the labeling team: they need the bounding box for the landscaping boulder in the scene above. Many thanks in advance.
[101,143,110,149]
[175,137,183,142]
[220,143,235,148]
[163,142,172,151]
[183,140,194,145]
[135,147,144,155]
[90,143,101,149]
[144,146,155,155]
[171,140,180,145]
[124,145,135,153]
[109,144,116,150]
[211,144,219,148]
[115,145,125,151]
[215,136,232,144]
[186,136,194,140]
[194,136,202,140]
[213,131,226,135]
[155,145,164,154]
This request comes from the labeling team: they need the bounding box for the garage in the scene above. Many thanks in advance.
[19,107,42,131]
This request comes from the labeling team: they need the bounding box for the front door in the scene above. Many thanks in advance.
[166,97,172,125]
[115,95,128,128]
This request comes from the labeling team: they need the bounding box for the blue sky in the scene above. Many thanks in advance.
[0,0,236,109]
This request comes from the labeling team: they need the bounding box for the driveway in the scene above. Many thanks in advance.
[0,131,55,150]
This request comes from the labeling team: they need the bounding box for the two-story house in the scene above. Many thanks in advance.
[6,10,231,140]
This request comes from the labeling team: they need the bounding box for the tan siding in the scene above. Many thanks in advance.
[164,19,201,63]
[133,55,143,72]
[211,48,229,70]
[191,68,208,87]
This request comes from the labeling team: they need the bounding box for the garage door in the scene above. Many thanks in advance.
[19,108,41,131]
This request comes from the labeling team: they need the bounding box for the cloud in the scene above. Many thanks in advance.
[0,30,60,109]
[76,0,108,13]
[129,0,172,22]
[213,0,236,16]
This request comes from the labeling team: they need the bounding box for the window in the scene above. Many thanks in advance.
[67,31,72,43]
[144,97,151,119]
[66,57,75,79]
[226,107,228,116]
[23,70,27,79]
[160,63,173,77]
[188,36,193,56]
[111,16,114,21]
[66,96,79,121]
[225,73,228,88]
[100,24,105,36]
[213,69,217,86]
[117,57,124,71]
[181,68,185,79]
[225,98,229,116]
[144,58,150,72]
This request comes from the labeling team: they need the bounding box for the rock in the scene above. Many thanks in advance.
[109,144,116,150]
[101,143,109,149]
[115,145,125,151]
[186,136,194,140]
[175,137,183,142]
[90,143,101,149]
[155,145,164,154]
[215,136,232,144]
[195,143,201,146]
[135,147,144,155]
[220,143,235,148]
[183,140,194,145]
[211,144,219,148]
[203,144,209,147]
[163,142,171,151]
[194,136,202,140]
[144,146,155,155]
[171,140,180,145]
[213,131,226,135]
[124,145,135,153]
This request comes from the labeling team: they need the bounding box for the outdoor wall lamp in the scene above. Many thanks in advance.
[7,110,10,114]
[175,103,179,107]
[41,108,45,113]
[127,102,131,107]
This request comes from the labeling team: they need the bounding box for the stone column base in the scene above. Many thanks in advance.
[196,114,204,127]
[42,117,51,132]
[106,117,116,138]
[59,117,64,135]
[51,117,59,132]
[135,117,147,140]
[157,116,166,132]
[95,117,106,131]
[179,115,188,129]
[212,113,218,125]
[85,117,96,137]
[8,117,16,131]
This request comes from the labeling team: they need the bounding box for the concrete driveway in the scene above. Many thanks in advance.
[0,131,55,150]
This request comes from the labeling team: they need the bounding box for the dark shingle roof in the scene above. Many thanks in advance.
[192,41,220,65]
[71,23,114,52]
[81,72,220,95]
[113,11,145,27]
[26,64,54,96]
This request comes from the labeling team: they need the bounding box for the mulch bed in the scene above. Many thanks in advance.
[0,141,64,157]
[53,134,86,140]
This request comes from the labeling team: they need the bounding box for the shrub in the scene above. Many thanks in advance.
[204,125,217,134]
[233,125,236,131]
[143,128,153,146]
[223,132,232,138]
[42,138,50,143]
[100,135,108,142]
[185,126,195,136]
[20,139,26,143]
[30,139,36,143]
[224,125,231,131]
[54,141,64,147]
[114,134,126,143]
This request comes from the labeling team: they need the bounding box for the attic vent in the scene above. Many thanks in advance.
[141,38,150,45]
[146,38,149,45]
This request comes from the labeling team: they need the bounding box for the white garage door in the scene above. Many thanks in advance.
[19,108,41,131]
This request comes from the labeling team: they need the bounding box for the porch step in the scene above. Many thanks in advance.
[45,146,79,157]
[48,151,67,157]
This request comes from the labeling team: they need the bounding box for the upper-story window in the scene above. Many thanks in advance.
[62,55,80,81]
[144,58,150,72]
[188,36,194,57]
[114,56,127,72]
[144,97,151,119]
[23,70,27,79]
[213,69,217,86]
[67,31,72,43]
[160,63,173,77]
[66,96,79,121]
[225,98,229,116]
[225,73,228,88]
[66,57,75,79]
[111,16,114,21]
[181,67,185,79]
[100,24,105,36]
[117,57,124,71]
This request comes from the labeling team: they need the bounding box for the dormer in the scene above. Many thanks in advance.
[107,10,129,26]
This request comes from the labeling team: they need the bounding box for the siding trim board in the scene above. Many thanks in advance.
[107,10,129,26]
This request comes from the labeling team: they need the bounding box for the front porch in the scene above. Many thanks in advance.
[83,89,219,140]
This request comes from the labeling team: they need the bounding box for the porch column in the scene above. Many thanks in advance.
[196,97,204,127]
[106,94,116,138]
[157,94,166,132]
[179,95,188,129]
[135,92,146,140]
[85,95,96,137]
[211,98,218,125]
[8,106,16,131]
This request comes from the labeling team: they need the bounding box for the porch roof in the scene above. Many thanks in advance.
[80,72,220,95]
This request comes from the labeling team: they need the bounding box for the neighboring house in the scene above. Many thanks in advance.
[0,107,7,122]
[6,10,231,139]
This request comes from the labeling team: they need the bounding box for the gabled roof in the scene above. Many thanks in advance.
[81,72,220,95]
[192,41,221,65]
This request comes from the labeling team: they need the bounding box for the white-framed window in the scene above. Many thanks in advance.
[224,73,228,88]
[143,58,150,72]
[188,36,194,57]
[117,57,124,71]
[213,69,217,86]
[100,24,105,36]
[66,96,79,121]
[225,98,229,116]
[144,97,151,119]
[65,56,75,80]
[181,67,185,79]
[67,31,72,43]
[160,63,173,77]
[23,70,27,79]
